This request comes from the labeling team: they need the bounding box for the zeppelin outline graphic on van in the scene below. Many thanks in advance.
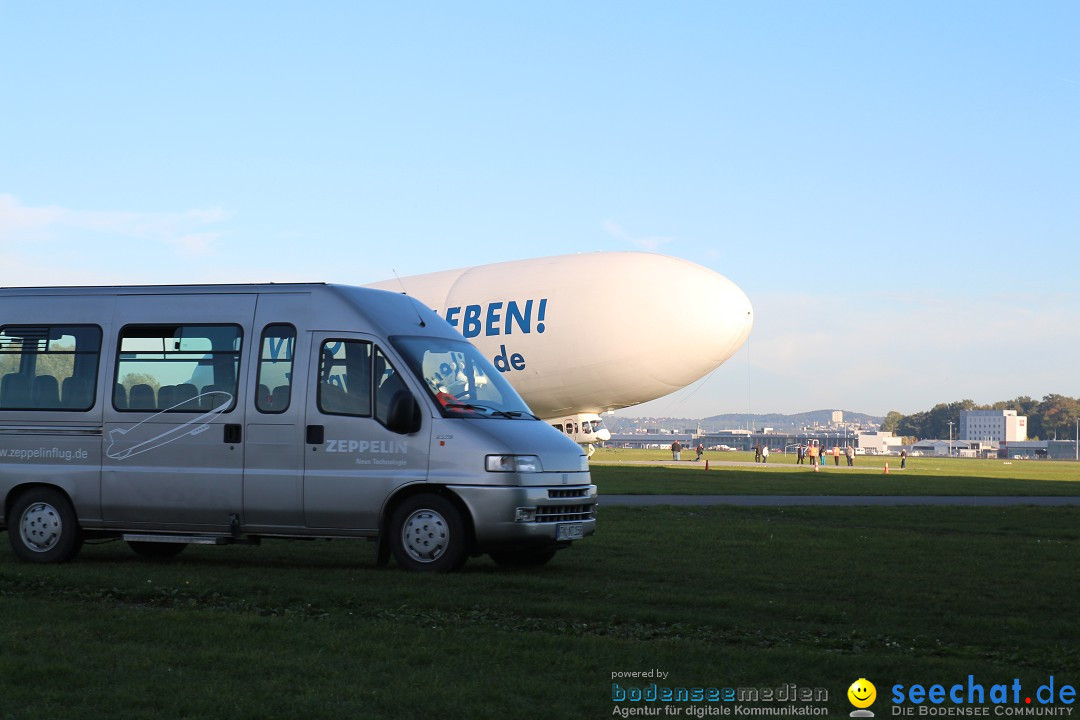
[105,391,233,460]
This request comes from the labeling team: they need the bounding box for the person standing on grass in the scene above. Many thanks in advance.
[761,445,769,463]
[797,444,805,464]
[696,443,704,461]
[901,448,907,469]
[845,445,854,466]
[671,440,682,461]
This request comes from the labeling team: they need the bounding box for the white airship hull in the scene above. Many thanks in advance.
[368,252,753,419]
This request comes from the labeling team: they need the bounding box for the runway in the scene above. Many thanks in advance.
[599,495,1080,507]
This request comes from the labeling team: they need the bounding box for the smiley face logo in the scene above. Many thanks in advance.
[848,678,877,709]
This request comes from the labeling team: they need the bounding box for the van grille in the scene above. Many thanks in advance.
[535,504,595,523]
[548,488,590,499]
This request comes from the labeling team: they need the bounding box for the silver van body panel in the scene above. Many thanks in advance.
[0,283,595,557]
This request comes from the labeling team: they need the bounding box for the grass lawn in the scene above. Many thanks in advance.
[2,503,1078,719]
[590,448,1080,495]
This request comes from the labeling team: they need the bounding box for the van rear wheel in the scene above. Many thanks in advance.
[389,494,467,572]
[9,488,83,563]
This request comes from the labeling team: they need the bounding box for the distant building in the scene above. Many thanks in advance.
[959,410,1027,443]
[608,433,694,450]
[996,440,1076,460]
[913,439,973,457]
[831,410,843,424]
[857,431,903,454]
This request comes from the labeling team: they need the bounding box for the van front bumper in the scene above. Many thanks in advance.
[451,484,597,548]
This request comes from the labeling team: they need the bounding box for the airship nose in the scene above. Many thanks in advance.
[660,257,753,377]
[586,253,753,408]
[705,273,754,365]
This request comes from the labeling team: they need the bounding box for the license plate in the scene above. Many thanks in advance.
[556,522,584,541]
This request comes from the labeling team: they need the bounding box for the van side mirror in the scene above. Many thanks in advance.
[387,390,421,435]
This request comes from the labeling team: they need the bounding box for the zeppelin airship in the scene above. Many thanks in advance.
[367,252,754,447]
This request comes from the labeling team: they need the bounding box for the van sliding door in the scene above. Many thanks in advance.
[101,294,255,529]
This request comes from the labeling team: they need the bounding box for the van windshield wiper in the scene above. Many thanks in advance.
[493,410,537,419]
[443,403,535,419]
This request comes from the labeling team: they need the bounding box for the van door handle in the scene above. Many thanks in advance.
[306,425,324,444]
[224,424,242,443]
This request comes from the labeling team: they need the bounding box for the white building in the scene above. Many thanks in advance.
[959,410,1027,443]
[857,430,904,454]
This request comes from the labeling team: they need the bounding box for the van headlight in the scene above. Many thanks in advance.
[485,455,543,473]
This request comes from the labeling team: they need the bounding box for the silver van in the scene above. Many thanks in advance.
[0,284,596,571]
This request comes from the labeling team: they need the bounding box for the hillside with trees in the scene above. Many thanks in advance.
[882,395,1080,441]
[702,409,881,431]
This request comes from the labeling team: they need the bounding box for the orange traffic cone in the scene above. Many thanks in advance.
[883,462,890,475]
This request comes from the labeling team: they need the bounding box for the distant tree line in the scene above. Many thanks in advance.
[881,395,1080,442]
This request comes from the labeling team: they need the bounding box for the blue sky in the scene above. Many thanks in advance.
[2,2,1077,418]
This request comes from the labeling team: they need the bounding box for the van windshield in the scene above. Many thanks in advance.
[391,336,536,419]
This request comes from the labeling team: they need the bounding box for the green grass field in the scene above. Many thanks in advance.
[2,454,1078,719]
[590,448,1080,495]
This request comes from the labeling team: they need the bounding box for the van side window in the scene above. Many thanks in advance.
[318,340,371,416]
[255,324,295,413]
[0,325,102,411]
[115,325,242,412]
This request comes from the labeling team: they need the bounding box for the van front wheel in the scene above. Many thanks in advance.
[9,488,83,563]
[389,494,467,572]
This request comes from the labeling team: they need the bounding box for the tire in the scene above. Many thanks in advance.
[389,494,468,572]
[489,548,558,567]
[8,487,83,563]
[127,541,187,559]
